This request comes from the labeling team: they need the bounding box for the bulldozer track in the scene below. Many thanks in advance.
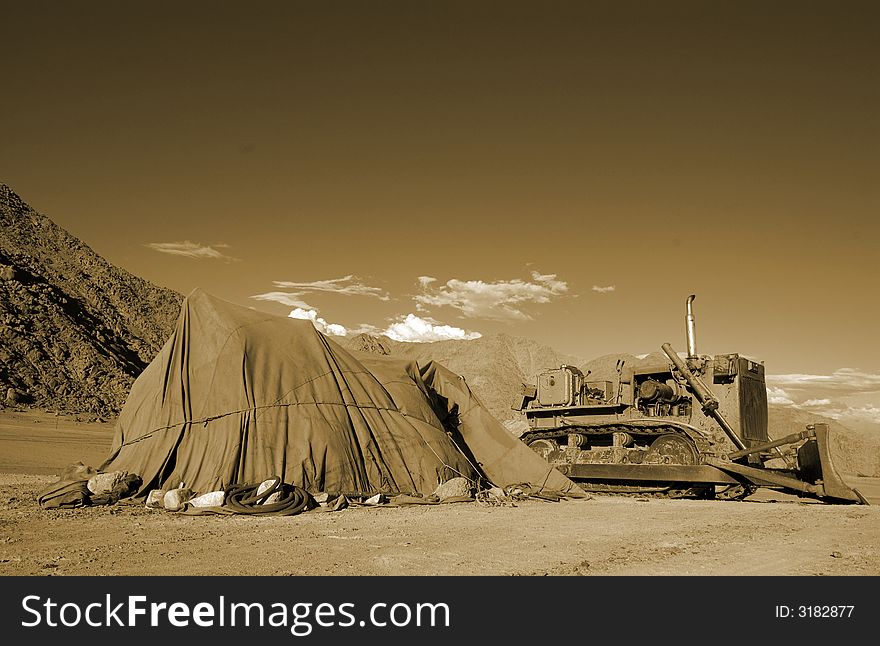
[520,419,711,448]
[580,486,716,500]
[578,482,754,501]
[521,420,730,500]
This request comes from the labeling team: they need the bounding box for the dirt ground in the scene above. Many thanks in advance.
[1,409,878,576]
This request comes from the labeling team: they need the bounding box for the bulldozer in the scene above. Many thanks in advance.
[513,295,866,503]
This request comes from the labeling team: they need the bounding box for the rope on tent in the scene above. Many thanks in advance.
[443,433,488,487]
[119,400,430,447]
[417,433,480,487]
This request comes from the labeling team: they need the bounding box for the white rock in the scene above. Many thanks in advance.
[433,477,472,501]
[188,490,226,508]
[87,471,129,495]
[145,490,166,509]
[486,486,505,499]
[163,488,193,511]
[257,478,282,505]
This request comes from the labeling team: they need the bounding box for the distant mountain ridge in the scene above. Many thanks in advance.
[766,405,880,479]
[0,183,181,415]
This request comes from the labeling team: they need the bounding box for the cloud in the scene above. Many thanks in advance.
[346,323,382,336]
[272,275,389,300]
[145,241,239,261]
[251,275,389,311]
[829,404,880,424]
[288,308,347,336]
[383,314,482,343]
[592,285,616,294]
[250,292,315,309]
[766,369,880,397]
[804,404,880,430]
[766,371,880,430]
[283,309,481,342]
[767,386,795,406]
[414,271,568,320]
[801,398,832,407]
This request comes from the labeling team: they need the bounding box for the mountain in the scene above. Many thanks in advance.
[0,183,182,416]
[766,405,880,478]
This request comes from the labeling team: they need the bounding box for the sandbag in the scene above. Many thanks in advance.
[37,480,91,509]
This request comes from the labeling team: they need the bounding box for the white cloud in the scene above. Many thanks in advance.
[766,369,880,397]
[288,308,347,336]
[767,373,880,431]
[592,285,616,294]
[414,270,568,320]
[418,276,437,288]
[272,275,389,300]
[324,323,348,336]
[251,275,389,311]
[250,292,315,309]
[829,404,880,425]
[383,314,482,343]
[804,404,880,431]
[767,386,795,406]
[347,323,382,336]
[145,241,239,261]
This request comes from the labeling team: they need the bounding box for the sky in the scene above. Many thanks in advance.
[1,1,878,428]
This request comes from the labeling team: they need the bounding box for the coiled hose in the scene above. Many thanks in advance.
[223,476,314,516]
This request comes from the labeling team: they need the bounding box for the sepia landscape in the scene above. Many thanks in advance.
[1,184,878,576]
[1,3,878,579]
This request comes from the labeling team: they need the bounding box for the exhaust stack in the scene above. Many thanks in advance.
[686,294,697,358]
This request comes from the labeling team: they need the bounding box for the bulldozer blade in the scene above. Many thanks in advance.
[797,424,867,504]
[708,423,867,504]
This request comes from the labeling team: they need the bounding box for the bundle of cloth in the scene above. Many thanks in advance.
[36,462,141,509]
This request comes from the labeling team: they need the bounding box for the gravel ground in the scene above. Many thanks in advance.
[1,410,878,576]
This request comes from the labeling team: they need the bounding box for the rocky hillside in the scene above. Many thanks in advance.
[766,405,880,479]
[0,184,181,416]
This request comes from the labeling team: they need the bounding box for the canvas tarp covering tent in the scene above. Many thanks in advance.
[101,290,583,498]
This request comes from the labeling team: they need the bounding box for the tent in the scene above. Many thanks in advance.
[101,290,582,498]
